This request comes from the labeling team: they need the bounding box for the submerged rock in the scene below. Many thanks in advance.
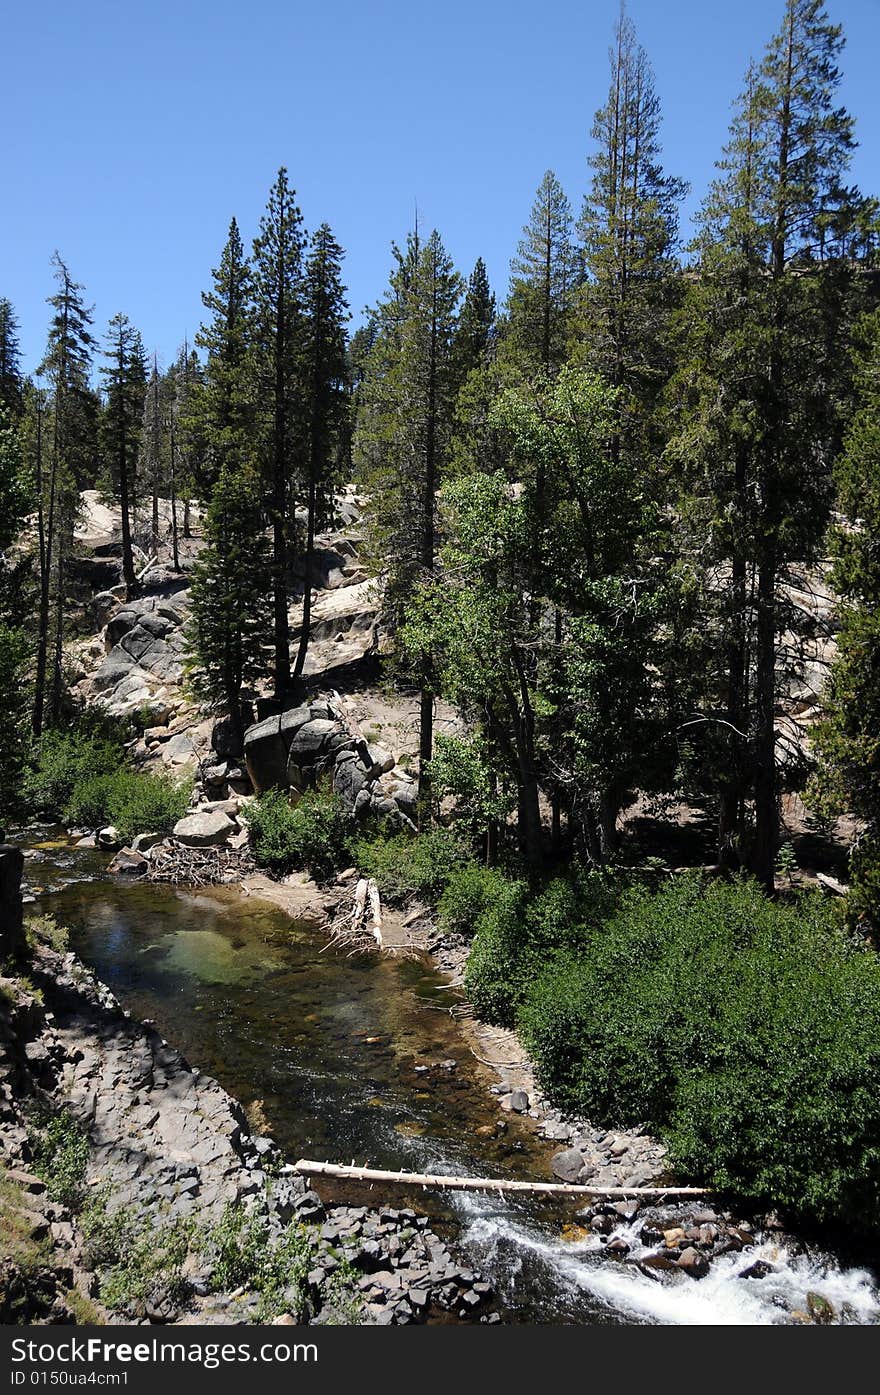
[107,848,148,875]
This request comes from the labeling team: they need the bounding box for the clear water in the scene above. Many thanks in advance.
[25,835,880,1325]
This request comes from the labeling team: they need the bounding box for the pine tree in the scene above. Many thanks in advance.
[451,257,496,391]
[578,5,686,409]
[140,356,166,556]
[188,456,272,745]
[252,168,307,699]
[505,171,579,376]
[293,223,350,678]
[193,218,254,495]
[672,0,865,887]
[101,313,147,598]
[169,338,203,540]
[812,309,880,929]
[35,254,96,734]
[0,298,22,417]
[355,228,462,805]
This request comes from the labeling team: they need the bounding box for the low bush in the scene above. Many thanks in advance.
[64,770,191,841]
[24,913,69,954]
[243,787,353,882]
[354,828,472,904]
[24,730,122,817]
[81,1201,194,1318]
[515,873,880,1232]
[463,868,619,1027]
[30,1108,89,1209]
[205,1205,313,1322]
[462,877,528,1024]
[437,864,514,936]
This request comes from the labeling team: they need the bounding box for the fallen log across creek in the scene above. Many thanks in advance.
[294,1158,710,1199]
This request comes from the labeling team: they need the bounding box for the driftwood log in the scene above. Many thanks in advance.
[323,876,416,956]
[294,1159,710,1200]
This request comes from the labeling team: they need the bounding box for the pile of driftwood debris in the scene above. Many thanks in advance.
[146,842,256,887]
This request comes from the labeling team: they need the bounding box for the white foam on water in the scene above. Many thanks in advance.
[455,1194,880,1326]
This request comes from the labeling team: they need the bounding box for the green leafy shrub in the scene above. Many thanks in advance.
[30,1109,89,1209]
[24,730,122,817]
[243,787,353,882]
[426,734,514,839]
[24,913,69,954]
[63,774,120,830]
[462,876,528,1023]
[240,789,297,870]
[205,1205,312,1321]
[354,828,471,903]
[64,770,191,841]
[438,864,514,936]
[81,1201,194,1317]
[517,873,880,1232]
[110,772,191,842]
[463,868,618,1027]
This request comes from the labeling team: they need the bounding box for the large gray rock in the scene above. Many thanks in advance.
[333,755,370,804]
[92,647,136,691]
[278,705,313,738]
[242,701,414,828]
[551,1148,586,1183]
[105,607,141,648]
[173,811,236,847]
[243,715,287,793]
[290,719,340,759]
[120,627,159,663]
[162,733,196,766]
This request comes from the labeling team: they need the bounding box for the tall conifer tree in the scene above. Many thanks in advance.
[293,223,350,678]
[101,313,147,598]
[673,0,864,886]
[35,254,96,733]
[579,6,686,412]
[505,172,578,376]
[0,299,22,417]
[355,229,462,805]
[252,168,306,699]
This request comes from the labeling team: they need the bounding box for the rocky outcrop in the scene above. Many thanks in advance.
[85,589,189,721]
[243,702,416,827]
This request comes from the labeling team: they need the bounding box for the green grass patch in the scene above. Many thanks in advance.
[30,1107,89,1209]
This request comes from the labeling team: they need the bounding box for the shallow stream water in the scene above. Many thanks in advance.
[23,832,880,1326]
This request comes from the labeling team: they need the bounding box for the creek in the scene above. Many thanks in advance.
[23,832,880,1326]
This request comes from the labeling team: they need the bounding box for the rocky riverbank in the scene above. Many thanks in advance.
[0,852,496,1325]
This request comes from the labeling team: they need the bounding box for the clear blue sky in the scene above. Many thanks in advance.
[4,0,879,375]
